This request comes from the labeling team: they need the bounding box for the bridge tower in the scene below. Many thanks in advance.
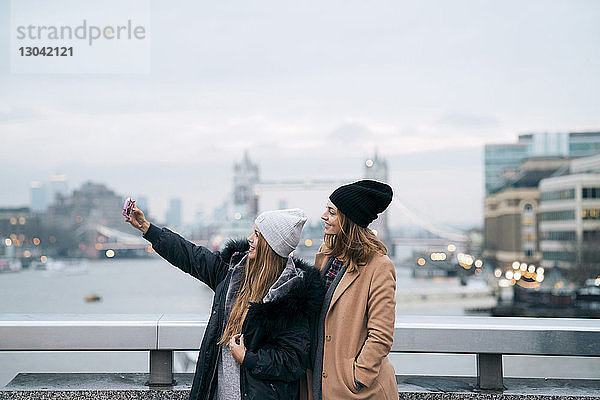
[233,151,260,222]
[364,151,392,254]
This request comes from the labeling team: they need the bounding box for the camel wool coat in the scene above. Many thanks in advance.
[307,245,398,400]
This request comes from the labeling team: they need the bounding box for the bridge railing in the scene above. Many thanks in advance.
[1,314,599,391]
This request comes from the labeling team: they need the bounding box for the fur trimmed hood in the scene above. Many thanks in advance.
[220,238,325,327]
[220,238,252,267]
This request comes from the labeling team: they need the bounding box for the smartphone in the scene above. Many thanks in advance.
[122,198,135,218]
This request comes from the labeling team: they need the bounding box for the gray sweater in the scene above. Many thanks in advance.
[216,258,246,400]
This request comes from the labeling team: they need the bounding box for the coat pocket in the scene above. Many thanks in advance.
[341,357,360,395]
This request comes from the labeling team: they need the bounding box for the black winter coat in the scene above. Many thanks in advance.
[143,224,324,400]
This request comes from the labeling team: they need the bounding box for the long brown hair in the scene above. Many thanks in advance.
[324,210,387,272]
[218,234,287,345]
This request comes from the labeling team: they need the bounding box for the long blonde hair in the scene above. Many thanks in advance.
[324,210,387,273]
[218,234,287,345]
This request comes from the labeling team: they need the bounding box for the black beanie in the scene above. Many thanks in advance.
[329,180,393,228]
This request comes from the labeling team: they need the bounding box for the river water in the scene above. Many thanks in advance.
[1,257,598,387]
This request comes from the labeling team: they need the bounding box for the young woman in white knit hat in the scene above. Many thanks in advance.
[126,206,324,400]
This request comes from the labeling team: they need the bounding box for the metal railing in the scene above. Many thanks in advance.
[1,314,599,391]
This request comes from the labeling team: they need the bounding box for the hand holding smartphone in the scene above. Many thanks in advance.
[122,198,135,219]
[123,197,149,234]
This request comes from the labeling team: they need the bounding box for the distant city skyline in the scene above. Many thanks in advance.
[1,0,599,229]
[1,148,484,229]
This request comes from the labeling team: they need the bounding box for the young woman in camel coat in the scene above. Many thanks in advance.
[307,180,397,400]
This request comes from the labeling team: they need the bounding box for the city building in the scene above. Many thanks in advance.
[0,207,44,261]
[29,175,69,213]
[47,181,125,229]
[30,181,47,212]
[483,157,570,269]
[484,131,600,195]
[569,132,600,157]
[523,132,568,156]
[484,142,529,196]
[136,196,149,216]
[538,154,600,281]
[46,182,126,257]
[166,198,182,228]
[49,174,68,204]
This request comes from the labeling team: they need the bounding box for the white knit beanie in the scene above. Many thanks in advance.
[254,208,307,257]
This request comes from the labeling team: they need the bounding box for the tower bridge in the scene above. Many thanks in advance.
[98,152,468,255]
[232,151,468,249]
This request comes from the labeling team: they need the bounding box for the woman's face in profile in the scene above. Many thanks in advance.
[247,227,260,259]
[321,201,341,235]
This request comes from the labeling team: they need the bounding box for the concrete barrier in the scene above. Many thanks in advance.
[1,314,599,398]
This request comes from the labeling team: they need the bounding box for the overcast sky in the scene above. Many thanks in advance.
[1,0,599,228]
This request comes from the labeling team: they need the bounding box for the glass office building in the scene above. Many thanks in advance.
[485,132,600,195]
[484,143,529,195]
